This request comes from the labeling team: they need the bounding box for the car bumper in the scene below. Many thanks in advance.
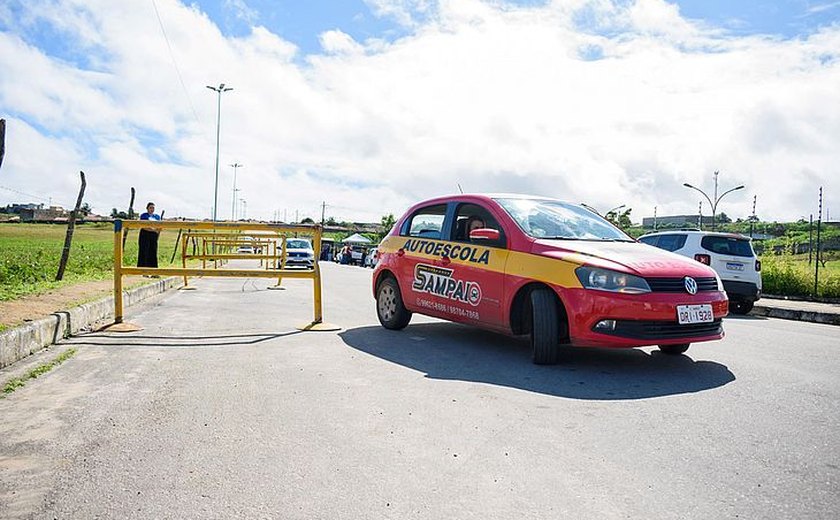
[722,280,761,302]
[285,259,314,267]
[557,287,728,348]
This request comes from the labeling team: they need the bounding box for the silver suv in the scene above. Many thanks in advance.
[638,230,762,314]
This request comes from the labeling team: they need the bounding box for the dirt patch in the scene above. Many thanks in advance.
[0,277,146,330]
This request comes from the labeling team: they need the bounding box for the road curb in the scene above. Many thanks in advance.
[0,277,181,368]
[750,305,840,326]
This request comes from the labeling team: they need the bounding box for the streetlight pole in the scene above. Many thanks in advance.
[230,162,242,221]
[683,171,744,231]
[206,83,233,222]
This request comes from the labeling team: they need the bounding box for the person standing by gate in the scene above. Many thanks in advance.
[138,202,161,268]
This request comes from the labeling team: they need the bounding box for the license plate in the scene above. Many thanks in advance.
[726,262,744,271]
[677,304,713,324]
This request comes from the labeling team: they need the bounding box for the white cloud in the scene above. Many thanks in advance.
[0,0,838,223]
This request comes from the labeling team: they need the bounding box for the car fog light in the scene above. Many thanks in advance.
[594,319,617,331]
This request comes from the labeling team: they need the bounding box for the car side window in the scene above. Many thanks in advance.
[700,236,754,257]
[450,202,506,248]
[402,204,447,239]
[656,234,687,252]
[638,236,659,247]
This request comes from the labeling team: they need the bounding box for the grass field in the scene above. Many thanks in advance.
[0,223,185,301]
[759,253,840,298]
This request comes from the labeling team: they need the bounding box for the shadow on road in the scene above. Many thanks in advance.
[65,330,303,348]
[340,323,735,400]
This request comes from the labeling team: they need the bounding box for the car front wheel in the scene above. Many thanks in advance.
[530,288,563,365]
[658,343,690,355]
[376,276,412,330]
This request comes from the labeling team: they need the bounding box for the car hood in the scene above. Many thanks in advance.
[532,239,716,278]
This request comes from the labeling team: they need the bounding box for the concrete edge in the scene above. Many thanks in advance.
[750,305,840,326]
[0,277,182,368]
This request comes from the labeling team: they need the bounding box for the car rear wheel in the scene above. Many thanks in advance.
[376,276,412,330]
[729,299,754,315]
[658,343,690,355]
[530,288,562,365]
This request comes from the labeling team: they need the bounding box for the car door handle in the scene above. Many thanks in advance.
[437,255,451,267]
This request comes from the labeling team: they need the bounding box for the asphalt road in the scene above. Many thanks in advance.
[1,261,838,519]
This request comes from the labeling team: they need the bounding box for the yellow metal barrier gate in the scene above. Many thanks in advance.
[112,220,338,331]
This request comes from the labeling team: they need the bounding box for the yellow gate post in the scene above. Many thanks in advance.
[103,220,142,332]
[113,220,123,323]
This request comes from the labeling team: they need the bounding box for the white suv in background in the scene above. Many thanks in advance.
[638,230,762,314]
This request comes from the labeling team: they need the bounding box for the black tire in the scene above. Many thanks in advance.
[658,343,690,355]
[530,288,561,365]
[376,276,412,330]
[729,299,754,315]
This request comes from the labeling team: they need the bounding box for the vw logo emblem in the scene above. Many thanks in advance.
[684,276,698,295]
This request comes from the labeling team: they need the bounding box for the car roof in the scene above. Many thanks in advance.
[639,230,752,240]
[409,193,578,207]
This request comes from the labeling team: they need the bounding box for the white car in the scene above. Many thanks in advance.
[364,247,379,268]
[283,238,315,268]
[638,230,762,314]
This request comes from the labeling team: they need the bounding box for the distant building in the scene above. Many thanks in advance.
[19,206,68,222]
[642,214,714,229]
[3,203,44,214]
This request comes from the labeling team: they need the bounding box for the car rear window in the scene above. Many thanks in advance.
[701,236,754,257]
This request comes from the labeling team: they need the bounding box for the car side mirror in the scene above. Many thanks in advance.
[469,228,500,241]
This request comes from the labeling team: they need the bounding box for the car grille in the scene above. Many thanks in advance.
[645,277,718,293]
[597,319,723,340]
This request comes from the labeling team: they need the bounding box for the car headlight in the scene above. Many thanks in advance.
[575,266,651,294]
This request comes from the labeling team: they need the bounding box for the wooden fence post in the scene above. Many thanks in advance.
[121,187,135,249]
[56,171,87,281]
[0,119,6,172]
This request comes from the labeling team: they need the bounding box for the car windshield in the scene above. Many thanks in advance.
[495,198,632,241]
[286,239,311,249]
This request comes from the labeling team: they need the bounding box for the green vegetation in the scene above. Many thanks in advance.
[0,223,183,301]
[760,253,840,298]
[2,348,77,396]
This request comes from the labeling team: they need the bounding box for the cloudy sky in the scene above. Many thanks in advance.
[1,0,838,223]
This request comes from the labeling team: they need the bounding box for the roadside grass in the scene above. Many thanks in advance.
[0,223,185,301]
[760,254,840,298]
[2,348,77,396]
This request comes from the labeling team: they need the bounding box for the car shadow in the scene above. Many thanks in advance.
[339,323,735,400]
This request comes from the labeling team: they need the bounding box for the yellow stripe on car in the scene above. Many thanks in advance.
[378,236,583,289]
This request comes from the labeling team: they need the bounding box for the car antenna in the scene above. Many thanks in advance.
[580,203,600,215]
[457,183,463,194]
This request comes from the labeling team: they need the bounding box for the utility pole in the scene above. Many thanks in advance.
[809,214,813,265]
[698,202,702,230]
[295,210,299,224]
[815,187,823,296]
[653,206,657,231]
[206,83,233,222]
[683,171,744,231]
[230,162,242,221]
[321,201,326,226]
[749,195,757,238]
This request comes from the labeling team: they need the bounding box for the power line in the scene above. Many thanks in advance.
[0,184,72,207]
[151,0,201,124]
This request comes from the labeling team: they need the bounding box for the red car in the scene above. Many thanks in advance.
[372,194,728,364]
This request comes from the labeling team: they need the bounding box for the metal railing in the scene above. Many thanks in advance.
[113,220,326,329]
